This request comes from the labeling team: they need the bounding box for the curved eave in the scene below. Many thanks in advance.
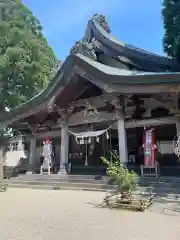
[90,18,179,70]
[0,57,74,125]
[1,53,180,124]
[75,54,180,85]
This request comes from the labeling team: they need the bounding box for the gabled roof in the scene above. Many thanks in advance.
[86,14,179,71]
[1,14,180,125]
[1,53,180,125]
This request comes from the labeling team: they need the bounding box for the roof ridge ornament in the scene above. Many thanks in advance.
[70,13,111,61]
[92,13,111,34]
[70,40,97,61]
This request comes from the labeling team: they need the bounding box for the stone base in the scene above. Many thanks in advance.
[0,181,7,192]
[26,171,33,175]
[58,167,67,177]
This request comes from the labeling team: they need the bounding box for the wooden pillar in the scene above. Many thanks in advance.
[26,137,36,174]
[58,123,69,175]
[17,135,24,151]
[176,117,180,135]
[117,118,128,164]
[0,147,4,180]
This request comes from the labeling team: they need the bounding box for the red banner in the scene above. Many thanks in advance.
[142,128,157,166]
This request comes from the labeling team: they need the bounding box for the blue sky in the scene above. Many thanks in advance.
[23,0,164,61]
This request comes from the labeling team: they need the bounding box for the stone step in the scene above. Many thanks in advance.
[6,183,106,192]
[5,178,180,194]
[6,174,180,202]
[139,177,180,183]
[6,184,96,192]
[4,179,108,190]
[6,183,180,202]
[10,176,107,184]
[11,173,180,182]
[69,174,105,180]
[13,174,180,184]
[13,178,107,184]
[14,174,104,180]
[8,179,180,189]
[9,175,180,189]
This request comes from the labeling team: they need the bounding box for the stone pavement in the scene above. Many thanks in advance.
[0,189,179,240]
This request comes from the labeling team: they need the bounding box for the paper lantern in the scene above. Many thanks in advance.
[106,132,109,139]
[96,137,100,143]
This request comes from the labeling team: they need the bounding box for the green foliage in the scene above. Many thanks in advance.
[162,0,180,60]
[0,0,59,109]
[101,152,137,194]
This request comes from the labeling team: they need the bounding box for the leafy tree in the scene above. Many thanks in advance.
[162,0,180,60]
[0,0,59,110]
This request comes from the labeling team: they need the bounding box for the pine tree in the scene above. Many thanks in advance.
[162,0,180,60]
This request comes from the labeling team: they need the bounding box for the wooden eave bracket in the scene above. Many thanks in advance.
[151,94,179,114]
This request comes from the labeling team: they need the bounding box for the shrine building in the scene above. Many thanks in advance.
[1,14,180,176]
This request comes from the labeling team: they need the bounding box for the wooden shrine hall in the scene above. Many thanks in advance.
[1,14,180,176]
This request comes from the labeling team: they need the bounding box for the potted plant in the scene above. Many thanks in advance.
[101,152,137,202]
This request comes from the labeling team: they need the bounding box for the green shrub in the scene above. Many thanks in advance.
[101,152,137,197]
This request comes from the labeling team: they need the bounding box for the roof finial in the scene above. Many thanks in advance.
[92,13,111,33]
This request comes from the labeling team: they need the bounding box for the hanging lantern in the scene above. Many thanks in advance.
[96,137,100,143]
[82,138,85,144]
[106,131,109,139]
[88,138,91,144]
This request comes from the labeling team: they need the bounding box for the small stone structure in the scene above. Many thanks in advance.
[3,135,28,178]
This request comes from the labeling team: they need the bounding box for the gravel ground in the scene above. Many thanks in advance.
[0,188,179,240]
